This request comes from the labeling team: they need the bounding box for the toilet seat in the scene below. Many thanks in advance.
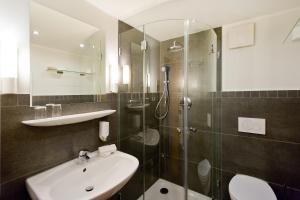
[229,174,277,200]
[197,159,211,195]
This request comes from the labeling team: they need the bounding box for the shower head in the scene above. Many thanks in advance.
[162,64,171,72]
[162,64,171,83]
[167,41,184,52]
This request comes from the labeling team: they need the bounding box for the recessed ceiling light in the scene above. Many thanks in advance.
[80,43,85,48]
[33,30,39,36]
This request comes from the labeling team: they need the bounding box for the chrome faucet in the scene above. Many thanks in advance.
[78,150,91,163]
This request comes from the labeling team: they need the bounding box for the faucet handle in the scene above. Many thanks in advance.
[78,150,91,162]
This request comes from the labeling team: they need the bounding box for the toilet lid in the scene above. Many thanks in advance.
[229,174,277,200]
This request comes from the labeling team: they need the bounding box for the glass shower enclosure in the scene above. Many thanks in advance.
[118,19,221,200]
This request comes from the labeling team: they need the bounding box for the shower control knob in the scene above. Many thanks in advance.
[189,127,197,133]
[179,97,192,109]
[177,127,197,134]
[176,127,182,134]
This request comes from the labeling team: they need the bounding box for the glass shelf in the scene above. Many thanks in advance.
[22,110,116,126]
[46,67,93,76]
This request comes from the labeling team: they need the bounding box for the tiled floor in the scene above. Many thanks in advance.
[137,179,211,200]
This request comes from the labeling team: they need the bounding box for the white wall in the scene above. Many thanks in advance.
[222,8,300,91]
[0,0,30,94]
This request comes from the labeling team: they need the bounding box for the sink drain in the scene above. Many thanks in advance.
[160,187,168,194]
[85,186,94,192]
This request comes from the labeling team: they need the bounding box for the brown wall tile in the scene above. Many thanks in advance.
[1,94,119,199]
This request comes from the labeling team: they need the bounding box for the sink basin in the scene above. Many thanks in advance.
[130,128,160,146]
[26,151,139,200]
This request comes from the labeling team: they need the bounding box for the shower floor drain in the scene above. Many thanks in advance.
[85,186,94,192]
[160,187,168,194]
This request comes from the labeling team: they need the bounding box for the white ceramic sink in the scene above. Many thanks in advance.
[130,128,160,146]
[22,110,116,127]
[26,151,139,200]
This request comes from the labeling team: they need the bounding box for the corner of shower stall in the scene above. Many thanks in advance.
[116,20,222,200]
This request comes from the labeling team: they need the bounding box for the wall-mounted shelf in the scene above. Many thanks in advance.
[22,110,116,127]
[47,67,93,76]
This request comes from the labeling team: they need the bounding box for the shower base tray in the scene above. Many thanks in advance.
[137,178,211,200]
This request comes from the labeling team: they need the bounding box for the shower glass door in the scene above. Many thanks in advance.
[118,19,220,200]
[141,20,221,200]
[142,19,187,200]
[183,21,221,200]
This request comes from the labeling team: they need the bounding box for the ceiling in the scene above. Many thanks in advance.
[30,2,99,54]
[86,0,300,41]
[85,0,175,20]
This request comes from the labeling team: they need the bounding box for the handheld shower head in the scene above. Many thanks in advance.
[155,64,171,120]
[162,64,171,72]
[162,64,171,83]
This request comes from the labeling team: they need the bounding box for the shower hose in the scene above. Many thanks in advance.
[155,80,170,120]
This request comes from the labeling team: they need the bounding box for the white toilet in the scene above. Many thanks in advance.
[197,159,211,195]
[229,174,277,200]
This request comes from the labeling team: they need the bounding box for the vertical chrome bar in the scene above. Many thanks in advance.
[142,24,146,200]
[183,19,190,200]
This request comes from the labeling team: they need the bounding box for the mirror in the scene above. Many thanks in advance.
[285,17,300,43]
[119,25,160,94]
[130,42,143,92]
[30,2,106,105]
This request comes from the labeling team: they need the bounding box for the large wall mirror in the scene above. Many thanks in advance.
[119,26,160,94]
[30,1,106,106]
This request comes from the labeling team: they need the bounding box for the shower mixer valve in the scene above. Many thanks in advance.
[176,127,198,134]
[179,97,192,109]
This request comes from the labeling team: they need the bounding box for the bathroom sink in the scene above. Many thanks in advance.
[26,151,139,200]
[130,128,160,146]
